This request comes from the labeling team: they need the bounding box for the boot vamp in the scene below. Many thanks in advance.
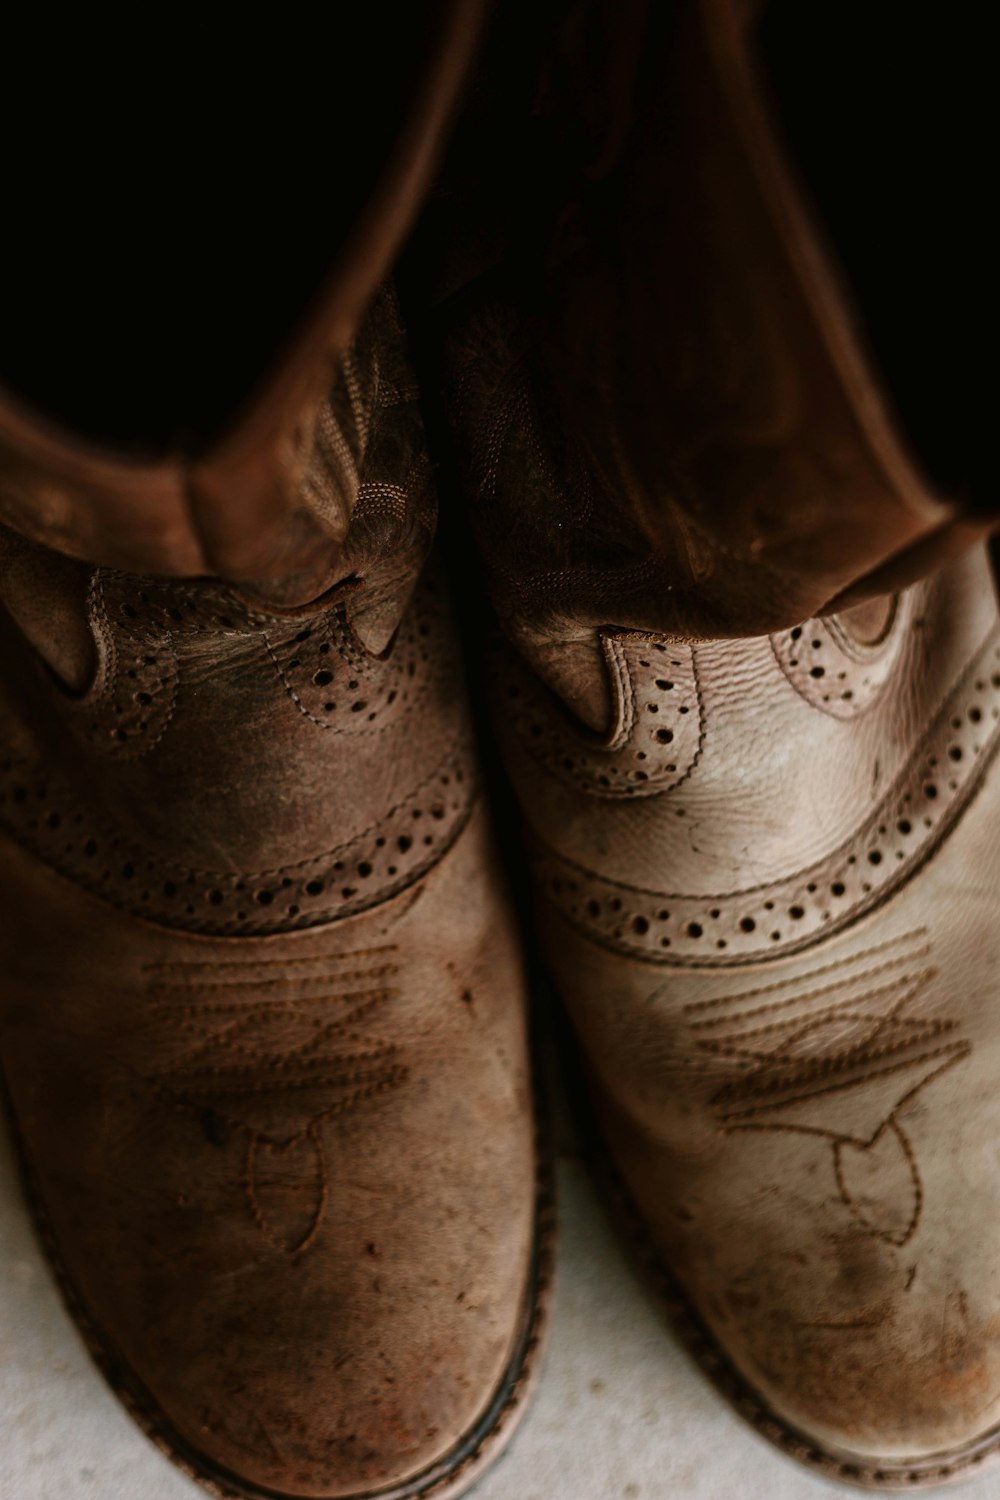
[512,544,1000,1468]
[0,801,536,1499]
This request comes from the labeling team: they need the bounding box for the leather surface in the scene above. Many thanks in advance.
[430,3,1000,1474]
[498,543,1000,1473]
[0,288,540,1500]
[435,0,996,736]
[0,805,536,1499]
[0,2,488,596]
[0,292,452,939]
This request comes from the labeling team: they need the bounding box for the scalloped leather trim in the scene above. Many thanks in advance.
[769,595,912,720]
[0,742,476,936]
[499,634,702,798]
[531,625,1000,966]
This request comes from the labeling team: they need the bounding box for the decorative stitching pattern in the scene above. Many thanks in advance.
[262,576,441,735]
[0,553,475,936]
[532,625,1000,965]
[498,633,703,798]
[5,1070,556,1500]
[62,573,180,761]
[0,741,475,935]
[65,569,445,748]
[142,949,408,1255]
[770,595,911,719]
[683,929,968,1247]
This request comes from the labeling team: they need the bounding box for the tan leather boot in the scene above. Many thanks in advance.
[429,0,1000,1486]
[491,552,1000,1487]
[0,288,551,1500]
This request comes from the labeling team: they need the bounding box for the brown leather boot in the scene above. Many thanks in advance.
[0,286,551,1500]
[489,552,1000,1488]
[428,0,1000,1486]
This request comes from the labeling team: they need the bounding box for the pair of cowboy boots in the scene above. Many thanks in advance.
[3,2,1000,1496]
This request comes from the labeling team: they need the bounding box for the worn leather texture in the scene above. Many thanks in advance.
[422,3,1000,1481]
[0,2,488,597]
[433,0,996,738]
[496,542,1000,1483]
[0,292,544,1500]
